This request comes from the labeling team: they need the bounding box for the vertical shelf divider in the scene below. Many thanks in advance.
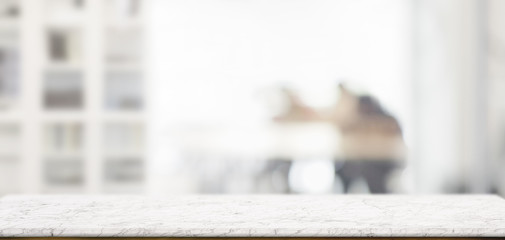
[84,0,104,194]
[19,0,44,194]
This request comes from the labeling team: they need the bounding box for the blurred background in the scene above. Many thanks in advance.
[0,0,504,196]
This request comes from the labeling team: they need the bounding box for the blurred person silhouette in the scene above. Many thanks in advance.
[332,84,405,193]
[273,83,406,193]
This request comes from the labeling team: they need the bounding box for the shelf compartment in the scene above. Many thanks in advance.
[0,123,20,155]
[45,0,85,26]
[44,70,84,109]
[46,28,82,65]
[103,121,143,154]
[43,122,83,154]
[0,0,21,20]
[105,27,142,65]
[0,31,20,110]
[44,157,84,186]
[0,156,21,194]
[104,157,144,184]
[104,70,143,110]
[104,0,143,25]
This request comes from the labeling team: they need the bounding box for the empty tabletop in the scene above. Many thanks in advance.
[0,195,505,238]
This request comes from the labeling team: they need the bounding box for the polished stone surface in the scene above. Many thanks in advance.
[1,195,505,237]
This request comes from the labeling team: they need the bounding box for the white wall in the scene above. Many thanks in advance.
[412,0,491,193]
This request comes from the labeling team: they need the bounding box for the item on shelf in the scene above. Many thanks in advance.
[0,48,18,109]
[0,0,20,18]
[47,29,81,63]
[46,0,84,23]
[0,156,20,194]
[0,124,20,155]
[44,158,83,185]
[0,31,19,110]
[44,70,83,109]
[105,0,141,21]
[44,122,83,154]
[104,157,144,183]
[105,70,142,110]
[105,27,142,65]
[104,122,143,153]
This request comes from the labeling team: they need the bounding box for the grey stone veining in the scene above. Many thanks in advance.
[1,195,505,237]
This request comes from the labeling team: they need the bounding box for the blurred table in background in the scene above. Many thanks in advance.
[169,122,341,160]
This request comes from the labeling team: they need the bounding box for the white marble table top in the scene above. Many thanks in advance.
[1,195,505,237]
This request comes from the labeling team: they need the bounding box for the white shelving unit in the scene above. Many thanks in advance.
[0,0,146,195]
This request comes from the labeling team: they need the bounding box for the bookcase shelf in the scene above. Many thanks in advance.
[0,0,147,195]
